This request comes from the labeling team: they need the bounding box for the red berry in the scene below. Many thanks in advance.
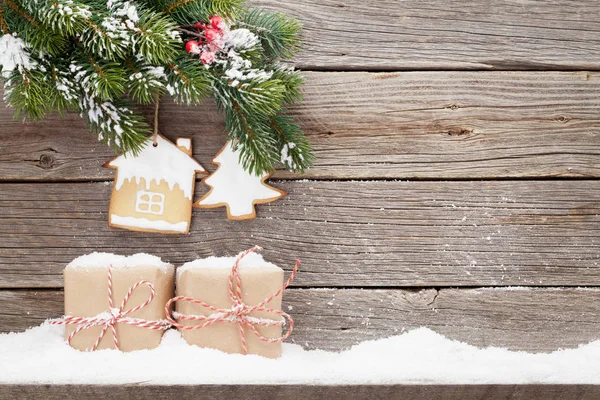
[204,28,220,42]
[210,16,224,29]
[200,51,215,65]
[185,40,200,54]
[193,22,206,30]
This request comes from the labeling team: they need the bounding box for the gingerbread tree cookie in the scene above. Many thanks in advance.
[194,141,285,220]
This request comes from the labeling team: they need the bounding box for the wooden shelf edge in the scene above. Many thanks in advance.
[1,384,599,399]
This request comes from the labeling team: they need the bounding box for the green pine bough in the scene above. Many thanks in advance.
[0,0,313,175]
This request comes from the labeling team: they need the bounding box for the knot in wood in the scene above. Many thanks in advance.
[403,289,439,307]
[38,153,56,169]
[446,128,473,137]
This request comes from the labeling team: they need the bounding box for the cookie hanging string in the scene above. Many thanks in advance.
[153,96,159,147]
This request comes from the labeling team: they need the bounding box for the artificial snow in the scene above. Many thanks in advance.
[281,142,297,170]
[110,214,189,233]
[224,28,259,50]
[2,323,600,384]
[67,252,172,271]
[108,135,205,200]
[178,252,281,277]
[0,34,36,78]
[203,24,273,85]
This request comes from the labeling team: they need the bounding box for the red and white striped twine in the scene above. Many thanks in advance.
[50,265,171,351]
[165,246,300,355]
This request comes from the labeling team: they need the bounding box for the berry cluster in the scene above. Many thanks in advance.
[184,16,226,65]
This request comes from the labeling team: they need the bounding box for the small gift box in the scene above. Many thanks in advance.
[59,253,174,352]
[167,247,299,359]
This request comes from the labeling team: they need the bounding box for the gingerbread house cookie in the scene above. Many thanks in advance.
[104,135,205,234]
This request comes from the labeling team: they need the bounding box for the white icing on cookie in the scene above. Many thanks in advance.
[108,135,204,200]
[196,141,284,218]
[110,214,189,233]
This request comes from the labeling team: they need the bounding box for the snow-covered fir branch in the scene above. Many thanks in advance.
[0,33,36,78]
[0,0,312,173]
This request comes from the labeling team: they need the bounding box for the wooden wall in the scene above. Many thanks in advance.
[1,0,599,356]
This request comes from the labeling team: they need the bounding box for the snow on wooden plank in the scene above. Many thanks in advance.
[0,180,598,288]
[2,287,600,352]
[253,0,600,70]
[4,321,600,385]
[1,71,600,181]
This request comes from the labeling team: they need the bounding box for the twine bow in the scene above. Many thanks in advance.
[51,265,171,351]
[165,246,300,355]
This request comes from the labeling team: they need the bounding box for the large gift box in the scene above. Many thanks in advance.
[173,249,293,358]
[63,253,174,351]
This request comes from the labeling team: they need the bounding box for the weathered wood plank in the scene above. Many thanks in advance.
[252,0,600,70]
[3,288,600,352]
[2,71,600,181]
[2,384,600,400]
[0,180,598,288]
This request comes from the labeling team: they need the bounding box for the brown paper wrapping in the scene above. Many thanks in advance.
[176,265,285,358]
[64,262,174,352]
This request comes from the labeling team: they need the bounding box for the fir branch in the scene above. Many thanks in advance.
[229,99,278,175]
[0,0,311,173]
[78,14,130,61]
[130,8,181,64]
[239,9,302,60]
[165,57,210,104]
[80,95,150,154]
[47,62,78,113]
[177,26,203,38]
[28,0,91,36]
[165,0,200,14]
[270,113,313,172]
[126,60,167,104]
[4,68,53,120]
[5,0,36,27]
[212,72,286,117]
[271,65,303,104]
[160,0,243,24]
[213,75,280,175]
[3,0,69,55]
[72,50,127,101]
[0,0,9,34]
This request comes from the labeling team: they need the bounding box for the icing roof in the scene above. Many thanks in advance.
[107,135,205,199]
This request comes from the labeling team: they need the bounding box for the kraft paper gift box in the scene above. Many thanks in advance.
[63,253,174,352]
[175,252,285,358]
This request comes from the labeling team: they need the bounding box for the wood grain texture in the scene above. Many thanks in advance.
[2,384,600,400]
[2,71,600,181]
[252,0,600,70]
[3,288,600,352]
[0,180,598,288]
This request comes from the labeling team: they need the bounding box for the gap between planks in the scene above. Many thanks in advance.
[1,176,600,184]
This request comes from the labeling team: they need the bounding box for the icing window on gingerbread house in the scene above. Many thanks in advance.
[135,191,165,215]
